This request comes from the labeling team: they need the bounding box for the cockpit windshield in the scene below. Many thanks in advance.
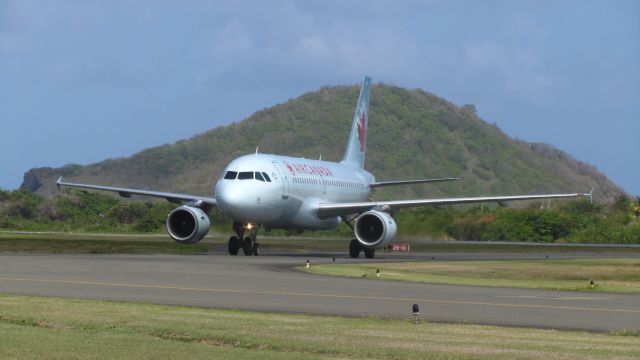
[224,171,272,182]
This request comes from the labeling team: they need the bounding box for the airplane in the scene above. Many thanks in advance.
[57,76,592,258]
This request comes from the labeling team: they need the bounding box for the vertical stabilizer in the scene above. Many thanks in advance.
[341,75,371,169]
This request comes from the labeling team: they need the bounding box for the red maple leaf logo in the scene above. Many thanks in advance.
[357,111,366,152]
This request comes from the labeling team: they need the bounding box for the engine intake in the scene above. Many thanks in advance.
[354,210,397,249]
[166,205,210,244]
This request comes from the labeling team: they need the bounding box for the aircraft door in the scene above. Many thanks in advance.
[272,161,289,199]
[321,174,327,194]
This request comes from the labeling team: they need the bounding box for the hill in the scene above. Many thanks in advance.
[21,83,625,202]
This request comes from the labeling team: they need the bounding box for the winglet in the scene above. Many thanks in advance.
[56,177,63,193]
[580,187,595,204]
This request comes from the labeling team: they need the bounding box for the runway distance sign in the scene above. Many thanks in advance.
[386,243,410,252]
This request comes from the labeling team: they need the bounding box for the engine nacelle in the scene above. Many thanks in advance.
[354,210,397,249]
[166,206,210,244]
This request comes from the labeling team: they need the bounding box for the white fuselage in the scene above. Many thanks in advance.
[214,154,375,231]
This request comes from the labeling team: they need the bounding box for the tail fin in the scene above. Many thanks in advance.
[341,75,371,169]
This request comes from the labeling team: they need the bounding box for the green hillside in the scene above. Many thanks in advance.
[21,83,625,202]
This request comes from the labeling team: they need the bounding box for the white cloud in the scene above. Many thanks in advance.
[295,35,331,59]
[464,34,552,106]
[215,19,253,54]
[465,41,507,69]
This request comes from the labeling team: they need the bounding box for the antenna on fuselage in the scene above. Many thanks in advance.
[319,155,322,161]
[255,146,259,154]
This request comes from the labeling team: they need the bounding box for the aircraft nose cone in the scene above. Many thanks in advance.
[216,183,248,215]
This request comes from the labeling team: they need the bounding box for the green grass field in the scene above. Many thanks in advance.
[0,294,638,359]
[305,258,640,294]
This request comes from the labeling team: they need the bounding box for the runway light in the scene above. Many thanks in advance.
[412,304,420,324]
[306,259,310,269]
[332,257,336,263]
[376,269,380,278]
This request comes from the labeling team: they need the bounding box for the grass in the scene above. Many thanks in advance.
[0,293,638,359]
[305,258,640,294]
[2,231,639,255]
[0,233,209,254]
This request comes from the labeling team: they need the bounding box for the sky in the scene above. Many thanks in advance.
[1,0,638,195]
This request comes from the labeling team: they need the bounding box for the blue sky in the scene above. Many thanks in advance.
[1,0,638,195]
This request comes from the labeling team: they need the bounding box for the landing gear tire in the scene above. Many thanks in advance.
[252,242,260,256]
[349,239,361,258]
[243,236,253,256]
[364,248,375,259]
[228,236,240,255]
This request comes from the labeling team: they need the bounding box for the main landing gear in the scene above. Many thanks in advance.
[228,221,260,256]
[342,216,376,259]
[349,239,375,259]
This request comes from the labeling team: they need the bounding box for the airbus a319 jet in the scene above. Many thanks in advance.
[58,76,591,258]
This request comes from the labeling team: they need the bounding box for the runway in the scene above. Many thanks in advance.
[0,253,638,332]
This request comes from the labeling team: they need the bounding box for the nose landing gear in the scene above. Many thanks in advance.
[228,221,261,256]
[228,235,241,255]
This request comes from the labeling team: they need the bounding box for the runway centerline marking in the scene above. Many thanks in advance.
[0,276,638,314]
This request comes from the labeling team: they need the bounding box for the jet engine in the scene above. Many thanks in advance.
[354,210,397,249]
[166,205,210,244]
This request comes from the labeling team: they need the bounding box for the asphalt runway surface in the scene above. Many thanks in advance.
[1,252,638,332]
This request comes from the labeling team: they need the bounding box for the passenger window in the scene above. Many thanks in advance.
[238,171,253,180]
[262,172,271,182]
[255,172,265,182]
[224,171,238,180]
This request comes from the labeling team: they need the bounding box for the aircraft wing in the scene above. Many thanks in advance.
[56,177,217,206]
[316,191,591,219]
[370,177,459,188]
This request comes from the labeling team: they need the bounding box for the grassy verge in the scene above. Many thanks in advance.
[0,294,638,359]
[0,233,209,254]
[304,258,640,294]
[2,232,639,255]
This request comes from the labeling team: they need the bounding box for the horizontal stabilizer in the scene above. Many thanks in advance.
[370,177,459,188]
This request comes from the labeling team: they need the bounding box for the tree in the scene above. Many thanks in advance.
[461,104,477,115]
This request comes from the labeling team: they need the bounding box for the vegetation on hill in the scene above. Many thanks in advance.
[2,189,638,244]
[396,196,640,244]
[10,83,632,243]
[21,83,625,202]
